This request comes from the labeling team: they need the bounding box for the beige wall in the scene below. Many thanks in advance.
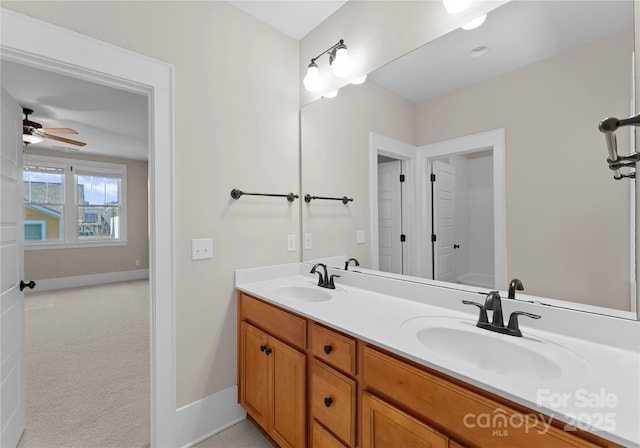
[23,150,149,280]
[415,31,633,309]
[301,80,414,265]
[3,1,300,407]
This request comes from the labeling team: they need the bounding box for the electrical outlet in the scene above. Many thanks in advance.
[192,238,213,260]
[304,233,313,250]
[356,230,366,244]
[287,234,296,252]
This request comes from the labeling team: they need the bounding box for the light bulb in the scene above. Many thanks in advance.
[443,0,472,14]
[303,63,322,92]
[351,75,367,85]
[331,47,351,77]
[461,14,486,30]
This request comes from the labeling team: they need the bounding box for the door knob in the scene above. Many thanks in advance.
[20,280,36,292]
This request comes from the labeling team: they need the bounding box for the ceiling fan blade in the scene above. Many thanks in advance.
[41,127,78,135]
[41,132,87,147]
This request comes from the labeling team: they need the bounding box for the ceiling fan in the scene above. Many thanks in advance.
[22,108,86,147]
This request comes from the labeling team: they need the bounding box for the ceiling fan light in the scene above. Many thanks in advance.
[303,63,322,92]
[443,0,472,14]
[330,46,351,77]
[23,133,43,145]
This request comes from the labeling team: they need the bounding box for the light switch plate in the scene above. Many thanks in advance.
[356,230,366,244]
[304,233,313,250]
[287,234,296,252]
[192,238,213,260]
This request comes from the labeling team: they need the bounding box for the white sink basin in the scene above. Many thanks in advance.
[272,285,334,303]
[402,316,597,385]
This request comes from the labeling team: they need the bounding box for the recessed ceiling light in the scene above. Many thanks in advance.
[469,45,489,58]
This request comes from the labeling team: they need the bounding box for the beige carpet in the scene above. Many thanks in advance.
[17,280,150,448]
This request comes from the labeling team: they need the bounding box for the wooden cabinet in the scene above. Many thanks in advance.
[238,291,621,448]
[361,392,448,448]
[238,293,306,448]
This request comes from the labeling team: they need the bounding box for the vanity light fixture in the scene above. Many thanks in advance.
[442,0,472,14]
[303,39,352,92]
[461,14,487,30]
[323,90,338,99]
[351,74,367,85]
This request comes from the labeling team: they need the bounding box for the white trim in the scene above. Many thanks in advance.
[1,9,176,447]
[418,128,507,289]
[176,386,246,448]
[26,269,149,293]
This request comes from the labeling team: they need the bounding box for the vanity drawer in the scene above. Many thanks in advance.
[362,346,605,448]
[238,292,306,350]
[311,323,356,375]
[311,359,356,447]
[312,421,348,448]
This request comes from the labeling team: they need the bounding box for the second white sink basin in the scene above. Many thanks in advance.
[402,316,598,386]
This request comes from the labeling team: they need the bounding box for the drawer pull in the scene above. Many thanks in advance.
[323,344,333,355]
[324,397,333,408]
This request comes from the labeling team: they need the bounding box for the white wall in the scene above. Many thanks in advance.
[2,1,300,409]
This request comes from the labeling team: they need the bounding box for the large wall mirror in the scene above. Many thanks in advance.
[301,0,636,317]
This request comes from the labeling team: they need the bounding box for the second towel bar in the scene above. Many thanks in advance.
[304,194,353,204]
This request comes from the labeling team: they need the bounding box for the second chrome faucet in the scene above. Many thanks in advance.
[463,290,541,337]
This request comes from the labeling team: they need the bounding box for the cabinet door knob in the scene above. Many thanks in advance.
[323,344,333,355]
[324,397,333,408]
[260,344,267,352]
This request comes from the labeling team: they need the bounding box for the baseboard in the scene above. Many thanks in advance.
[28,269,149,293]
[176,385,247,448]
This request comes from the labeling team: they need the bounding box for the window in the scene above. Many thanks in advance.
[23,155,127,248]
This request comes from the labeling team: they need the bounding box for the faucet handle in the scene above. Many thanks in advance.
[328,274,341,289]
[462,300,489,325]
[507,311,541,337]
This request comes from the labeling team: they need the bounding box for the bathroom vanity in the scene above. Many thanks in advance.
[236,263,639,448]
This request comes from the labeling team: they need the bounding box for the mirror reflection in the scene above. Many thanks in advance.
[301,0,635,314]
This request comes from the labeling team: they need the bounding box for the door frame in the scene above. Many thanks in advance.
[1,9,176,447]
[369,133,417,275]
[418,128,506,290]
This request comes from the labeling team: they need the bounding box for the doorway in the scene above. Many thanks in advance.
[0,10,175,447]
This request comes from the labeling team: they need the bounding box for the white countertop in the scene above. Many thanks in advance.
[235,263,640,447]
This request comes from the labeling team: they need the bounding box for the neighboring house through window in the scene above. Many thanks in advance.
[23,155,127,249]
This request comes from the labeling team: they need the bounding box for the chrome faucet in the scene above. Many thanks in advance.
[462,290,541,337]
[310,263,340,289]
[344,258,360,270]
[508,278,524,300]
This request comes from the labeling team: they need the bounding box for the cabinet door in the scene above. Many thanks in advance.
[361,392,448,448]
[313,421,349,448]
[271,337,306,448]
[239,322,271,429]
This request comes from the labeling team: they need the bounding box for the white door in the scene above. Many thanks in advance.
[432,160,457,283]
[0,89,26,447]
[378,161,403,274]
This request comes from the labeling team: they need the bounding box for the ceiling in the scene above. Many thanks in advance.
[0,1,633,160]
